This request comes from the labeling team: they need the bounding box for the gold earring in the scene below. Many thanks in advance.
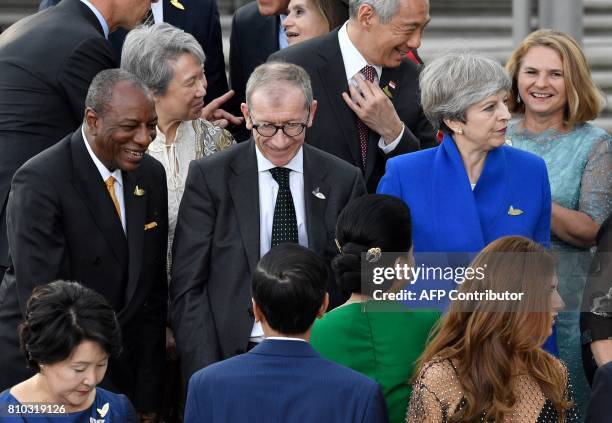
[456,127,463,135]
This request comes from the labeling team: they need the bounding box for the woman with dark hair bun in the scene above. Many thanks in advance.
[0,280,136,422]
[310,194,439,423]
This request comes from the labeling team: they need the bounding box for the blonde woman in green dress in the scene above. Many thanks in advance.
[310,194,440,423]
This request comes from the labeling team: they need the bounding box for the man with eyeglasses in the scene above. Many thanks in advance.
[170,62,366,381]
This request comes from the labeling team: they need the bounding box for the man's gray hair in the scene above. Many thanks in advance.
[120,23,205,96]
[85,69,151,115]
[349,0,401,24]
[246,62,313,109]
[419,51,511,133]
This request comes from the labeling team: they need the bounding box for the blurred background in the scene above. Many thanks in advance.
[1,0,610,132]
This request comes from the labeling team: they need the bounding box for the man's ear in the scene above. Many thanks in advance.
[356,3,376,28]
[84,107,99,136]
[252,298,264,323]
[316,293,330,318]
[307,100,317,127]
[241,103,252,129]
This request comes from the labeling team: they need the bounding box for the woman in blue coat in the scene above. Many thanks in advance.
[378,51,555,351]
[378,51,551,253]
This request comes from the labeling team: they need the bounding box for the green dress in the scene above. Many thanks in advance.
[311,301,440,423]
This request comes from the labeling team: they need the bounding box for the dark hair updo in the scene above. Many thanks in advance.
[333,194,412,295]
[19,280,122,372]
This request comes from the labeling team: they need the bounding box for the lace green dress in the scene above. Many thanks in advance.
[506,121,612,420]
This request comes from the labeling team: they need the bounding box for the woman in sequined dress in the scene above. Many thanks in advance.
[407,236,576,423]
[505,30,612,418]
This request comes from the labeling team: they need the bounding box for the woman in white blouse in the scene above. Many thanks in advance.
[121,23,236,279]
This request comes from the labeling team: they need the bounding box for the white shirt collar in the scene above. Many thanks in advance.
[266,336,308,342]
[78,0,110,39]
[337,21,382,82]
[255,144,304,174]
[278,15,288,49]
[81,126,123,187]
[151,1,163,24]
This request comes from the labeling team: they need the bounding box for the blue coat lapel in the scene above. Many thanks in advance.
[433,134,512,252]
[432,135,484,252]
[472,141,510,238]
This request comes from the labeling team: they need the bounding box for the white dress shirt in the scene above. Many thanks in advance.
[79,0,109,38]
[278,15,288,49]
[337,22,404,153]
[82,126,126,233]
[151,0,163,24]
[251,146,308,339]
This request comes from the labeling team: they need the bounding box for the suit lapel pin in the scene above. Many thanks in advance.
[170,0,185,10]
[312,187,326,200]
[508,205,523,216]
[134,185,146,196]
[382,81,396,99]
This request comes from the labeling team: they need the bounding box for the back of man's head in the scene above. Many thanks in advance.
[252,244,328,336]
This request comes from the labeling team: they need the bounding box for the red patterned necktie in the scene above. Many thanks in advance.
[357,65,376,169]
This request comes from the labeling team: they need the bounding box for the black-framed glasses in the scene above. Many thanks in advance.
[249,112,310,137]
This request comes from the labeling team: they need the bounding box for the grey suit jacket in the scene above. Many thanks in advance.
[170,140,366,379]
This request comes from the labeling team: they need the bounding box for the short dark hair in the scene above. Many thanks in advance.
[252,244,328,335]
[85,68,150,116]
[333,194,412,294]
[19,280,122,372]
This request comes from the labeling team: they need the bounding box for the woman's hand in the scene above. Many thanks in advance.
[200,90,244,128]
[551,202,600,247]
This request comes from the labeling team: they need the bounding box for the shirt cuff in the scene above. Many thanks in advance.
[378,125,405,154]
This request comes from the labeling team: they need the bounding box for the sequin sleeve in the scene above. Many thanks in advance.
[406,360,462,423]
[580,135,612,224]
[559,361,580,422]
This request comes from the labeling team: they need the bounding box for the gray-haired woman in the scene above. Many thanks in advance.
[377,51,557,352]
[121,23,236,279]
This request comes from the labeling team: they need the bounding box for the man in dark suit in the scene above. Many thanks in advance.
[0,0,154,276]
[0,70,168,418]
[271,0,436,192]
[184,243,388,422]
[170,62,366,380]
[41,0,229,104]
[228,0,290,140]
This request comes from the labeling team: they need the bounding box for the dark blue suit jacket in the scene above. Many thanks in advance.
[185,339,388,422]
[39,0,228,103]
[587,361,612,422]
[378,134,551,253]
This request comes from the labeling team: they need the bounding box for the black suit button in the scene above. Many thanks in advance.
[93,257,101,266]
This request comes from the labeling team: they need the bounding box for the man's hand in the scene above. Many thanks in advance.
[342,75,403,144]
[201,90,244,128]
